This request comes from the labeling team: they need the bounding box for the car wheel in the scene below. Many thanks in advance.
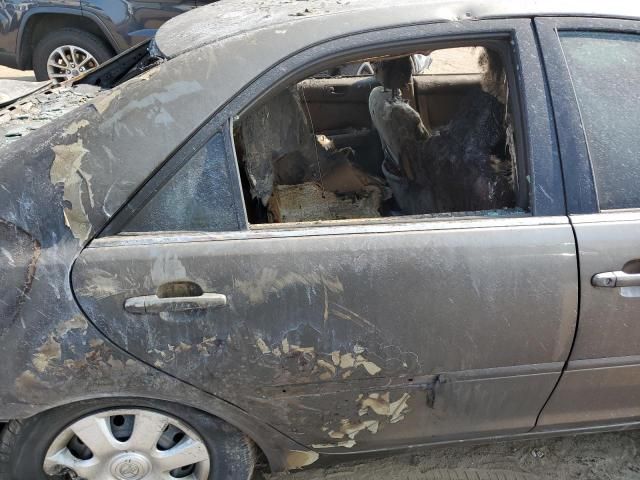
[0,398,256,479]
[33,28,113,82]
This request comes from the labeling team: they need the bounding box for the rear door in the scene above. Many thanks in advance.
[536,17,640,429]
[72,20,578,451]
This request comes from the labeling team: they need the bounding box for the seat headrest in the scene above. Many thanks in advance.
[374,57,413,91]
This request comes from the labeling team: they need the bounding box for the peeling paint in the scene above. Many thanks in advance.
[315,391,412,449]
[92,89,122,115]
[255,337,384,383]
[16,317,146,398]
[63,119,90,136]
[335,419,379,439]
[54,315,88,337]
[359,392,411,423]
[50,138,92,242]
[285,450,319,470]
[257,338,271,354]
[32,335,61,373]
[312,440,356,449]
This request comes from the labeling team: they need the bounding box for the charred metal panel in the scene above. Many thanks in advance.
[73,217,577,450]
[0,18,325,468]
[0,220,40,335]
[155,0,640,60]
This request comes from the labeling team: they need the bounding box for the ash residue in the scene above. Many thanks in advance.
[0,83,104,150]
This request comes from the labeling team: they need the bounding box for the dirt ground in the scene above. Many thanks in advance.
[267,430,640,480]
[0,65,35,81]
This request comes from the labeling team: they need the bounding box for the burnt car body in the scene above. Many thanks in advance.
[0,0,216,80]
[1,0,640,478]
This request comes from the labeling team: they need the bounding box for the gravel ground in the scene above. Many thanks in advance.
[267,430,640,480]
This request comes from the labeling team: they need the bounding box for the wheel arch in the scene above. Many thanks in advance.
[2,392,316,473]
[17,9,118,70]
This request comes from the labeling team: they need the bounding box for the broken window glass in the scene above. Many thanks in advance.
[122,133,241,233]
[235,45,522,225]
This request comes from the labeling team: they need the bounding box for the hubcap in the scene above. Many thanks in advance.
[43,409,210,480]
[46,45,99,82]
[110,452,152,480]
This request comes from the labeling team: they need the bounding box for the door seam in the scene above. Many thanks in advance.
[531,214,581,430]
[529,18,581,431]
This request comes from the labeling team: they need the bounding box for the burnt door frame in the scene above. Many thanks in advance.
[101,18,565,238]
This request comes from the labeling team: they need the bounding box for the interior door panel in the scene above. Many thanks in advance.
[73,217,578,450]
[300,77,378,132]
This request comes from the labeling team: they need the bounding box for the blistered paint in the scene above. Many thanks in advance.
[49,136,92,242]
[285,450,320,470]
[314,391,412,448]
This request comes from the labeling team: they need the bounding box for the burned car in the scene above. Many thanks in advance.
[1,0,640,479]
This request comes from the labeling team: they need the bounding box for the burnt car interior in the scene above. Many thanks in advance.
[234,43,527,225]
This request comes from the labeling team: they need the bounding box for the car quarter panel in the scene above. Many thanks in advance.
[0,13,346,468]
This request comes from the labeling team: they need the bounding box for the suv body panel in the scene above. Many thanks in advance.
[0,0,212,70]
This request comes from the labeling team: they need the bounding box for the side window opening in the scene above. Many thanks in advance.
[121,133,241,234]
[234,44,525,225]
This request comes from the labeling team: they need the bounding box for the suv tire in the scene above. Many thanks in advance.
[33,28,113,82]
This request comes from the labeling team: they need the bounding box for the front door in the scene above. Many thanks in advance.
[72,20,579,452]
[536,18,640,429]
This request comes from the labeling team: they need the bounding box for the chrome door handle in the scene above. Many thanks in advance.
[124,293,227,314]
[592,271,640,288]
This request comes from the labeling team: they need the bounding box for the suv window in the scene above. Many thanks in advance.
[560,31,640,210]
[122,133,240,233]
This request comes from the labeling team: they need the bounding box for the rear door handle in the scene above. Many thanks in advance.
[592,271,640,288]
[124,293,227,314]
[328,85,348,96]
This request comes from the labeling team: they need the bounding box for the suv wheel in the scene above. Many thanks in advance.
[33,28,113,82]
[0,398,257,479]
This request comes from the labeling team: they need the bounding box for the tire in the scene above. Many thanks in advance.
[0,398,256,480]
[423,469,544,479]
[32,28,113,82]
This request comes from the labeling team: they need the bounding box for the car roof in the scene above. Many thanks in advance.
[155,0,640,58]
